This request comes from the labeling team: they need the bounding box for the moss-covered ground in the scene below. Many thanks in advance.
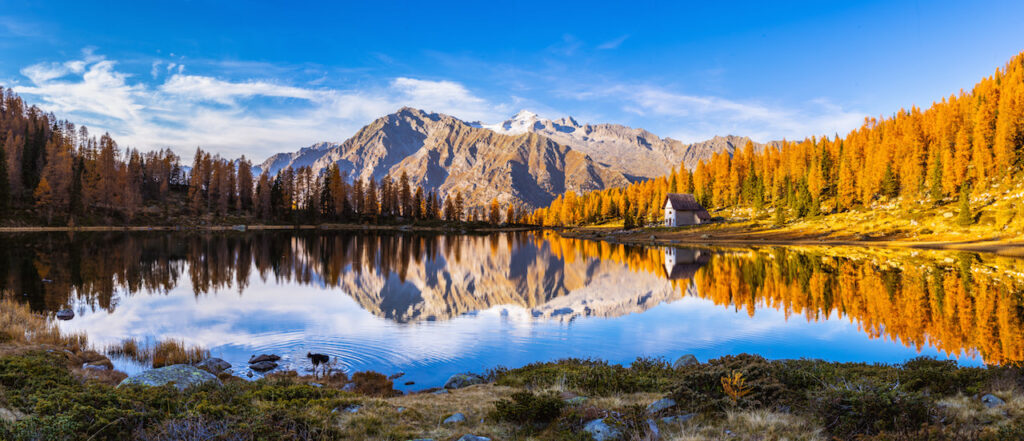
[2,349,1024,440]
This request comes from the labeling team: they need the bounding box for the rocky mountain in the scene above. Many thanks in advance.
[257,108,628,210]
[255,107,769,209]
[253,141,339,177]
[482,110,763,179]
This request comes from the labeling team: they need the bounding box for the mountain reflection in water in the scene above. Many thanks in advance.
[2,231,1022,388]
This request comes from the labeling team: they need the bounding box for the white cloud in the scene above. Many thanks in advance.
[10,52,506,159]
[390,77,502,122]
[579,84,864,142]
[597,35,629,50]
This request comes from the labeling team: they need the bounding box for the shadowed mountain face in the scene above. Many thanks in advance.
[254,108,629,210]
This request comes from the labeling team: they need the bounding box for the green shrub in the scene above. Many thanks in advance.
[900,357,988,395]
[809,380,933,438]
[491,391,565,429]
[670,354,784,413]
[493,358,675,396]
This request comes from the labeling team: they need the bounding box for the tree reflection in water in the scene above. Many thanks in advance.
[2,231,1022,365]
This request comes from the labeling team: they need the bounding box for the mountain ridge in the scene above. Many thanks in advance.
[254,108,768,210]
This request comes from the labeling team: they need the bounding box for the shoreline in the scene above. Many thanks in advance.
[2,221,1022,257]
[559,225,1024,257]
[0,223,540,233]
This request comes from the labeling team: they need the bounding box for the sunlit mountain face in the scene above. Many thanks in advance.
[2,231,1022,389]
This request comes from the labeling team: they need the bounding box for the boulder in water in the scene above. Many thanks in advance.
[55,309,74,320]
[248,354,280,364]
[249,361,278,372]
[118,364,221,391]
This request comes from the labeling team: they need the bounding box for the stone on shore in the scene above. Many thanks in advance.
[646,398,677,414]
[444,373,486,389]
[661,414,695,424]
[981,394,1005,408]
[443,412,467,424]
[584,418,622,441]
[673,354,699,369]
[118,364,221,391]
[195,357,231,375]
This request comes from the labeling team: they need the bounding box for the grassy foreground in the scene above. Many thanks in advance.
[3,300,1024,440]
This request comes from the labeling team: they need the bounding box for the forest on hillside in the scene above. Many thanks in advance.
[529,51,1024,228]
[0,87,518,227]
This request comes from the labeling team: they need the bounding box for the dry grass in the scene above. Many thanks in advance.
[665,409,825,441]
[937,390,1024,428]
[265,369,350,388]
[107,338,209,368]
[0,296,88,351]
[357,384,521,441]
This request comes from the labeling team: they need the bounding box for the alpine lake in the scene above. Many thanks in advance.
[4,230,1023,391]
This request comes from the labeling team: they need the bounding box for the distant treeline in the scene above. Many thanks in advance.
[0,87,520,226]
[530,51,1024,227]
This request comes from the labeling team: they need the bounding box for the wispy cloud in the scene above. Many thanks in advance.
[0,16,45,38]
[597,34,629,50]
[565,83,864,142]
[9,51,507,159]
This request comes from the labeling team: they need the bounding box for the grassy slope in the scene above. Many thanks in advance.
[566,185,1024,257]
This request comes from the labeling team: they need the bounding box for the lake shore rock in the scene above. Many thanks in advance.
[584,418,622,441]
[249,361,278,372]
[444,373,486,389]
[443,412,467,424]
[673,354,699,369]
[118,364,221,390]
[195,357,231,375]
[248,354,280,364]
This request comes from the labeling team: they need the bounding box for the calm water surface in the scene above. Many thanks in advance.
[3,231,1023,390]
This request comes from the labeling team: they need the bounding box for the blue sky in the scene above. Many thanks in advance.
[1,0,1023,159]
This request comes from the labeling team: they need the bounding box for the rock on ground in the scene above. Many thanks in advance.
[195,358,231,375]
[55,309,74,320]
[647,398,676,414]
[661,414,695,424]
[673,354,699,369]
[0,407,26,423]
[982,394,1005,408]
[646,419,660,440]
[444,373,486,389]
[584,418,622,441]
[118,364,221,391]
[443,412,467,424]
[457,436,491,441]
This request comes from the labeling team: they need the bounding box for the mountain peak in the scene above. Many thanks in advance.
[512,109,539,121]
